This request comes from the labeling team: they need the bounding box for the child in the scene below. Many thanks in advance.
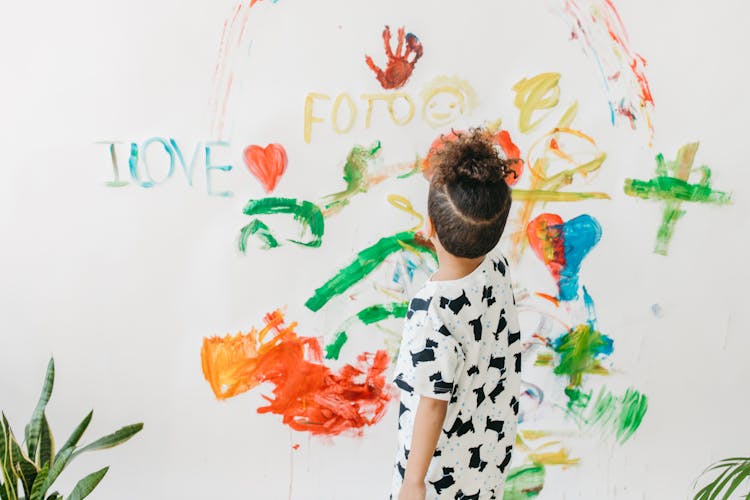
[392,129,522,500]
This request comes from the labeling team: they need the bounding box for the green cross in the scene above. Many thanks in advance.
[624,142,731,255]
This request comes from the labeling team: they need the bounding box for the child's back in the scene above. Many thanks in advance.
[392,252,521,499]
[391,129,521,500]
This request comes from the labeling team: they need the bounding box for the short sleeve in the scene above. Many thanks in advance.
[407,316,465,401]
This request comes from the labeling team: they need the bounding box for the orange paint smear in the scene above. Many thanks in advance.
[201,310,393,436]
[535,292,561,307]
[532,333,551,345]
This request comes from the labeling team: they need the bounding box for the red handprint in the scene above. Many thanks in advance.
[364,25,423,90]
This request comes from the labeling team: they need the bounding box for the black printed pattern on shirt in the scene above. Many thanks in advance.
[392,253,522,498]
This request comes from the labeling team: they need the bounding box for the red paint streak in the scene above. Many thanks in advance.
[201,310,393,436]
[601,0,655,109]
[526,214,566,284]
[210,15,233,133]
[422,129,524,185]
[211,3,252,139]
[218,73,234,140]
[365,26,423,90]
[237,7,251,47]
[243,143,289,192]
[616,102,638,128]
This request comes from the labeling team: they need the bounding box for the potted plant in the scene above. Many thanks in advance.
[0,358,143,500]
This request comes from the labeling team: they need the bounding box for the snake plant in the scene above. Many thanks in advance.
[0,358,143,500]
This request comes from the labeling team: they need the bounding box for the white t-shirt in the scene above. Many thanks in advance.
[391,252,522,500]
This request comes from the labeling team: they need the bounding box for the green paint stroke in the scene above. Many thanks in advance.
[503,464,545,500]
[568,386,648,444]
[624,142,731,256]
[239,219,280,251]
[324,302,409,360]
[564,386,592,412]
[322,141,382,212]
[305,232,435,312]
[357,302,409,324]
[324,331,348,360]
[552,324,613,388]
[238,197,325,252]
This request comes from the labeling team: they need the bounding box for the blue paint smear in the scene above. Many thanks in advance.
[582,286,597,329]
[392,253,419,285]
[556,214,602,301]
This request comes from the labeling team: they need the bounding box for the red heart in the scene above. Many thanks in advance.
[243,143,288,193]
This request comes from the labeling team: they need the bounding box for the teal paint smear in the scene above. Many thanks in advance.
[141,137,175,185]
[305,232,435,312]
[204,141,233,197]
[127,142,154,188]
[623,142,731,255]
[101,142,129,187]
[169,139,201,187]
[503,464,545,500]
[239,197,324,252]
[322,141,382,212]
[324,302,409,360]
[324,332,348,360]
[566,386,648,444]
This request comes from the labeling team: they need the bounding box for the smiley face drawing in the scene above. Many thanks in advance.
[421,76,478,128]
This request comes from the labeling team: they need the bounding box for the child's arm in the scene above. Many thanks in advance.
[399,396,448,500]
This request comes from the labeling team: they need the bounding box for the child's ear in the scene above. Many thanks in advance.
[426,217,436,239]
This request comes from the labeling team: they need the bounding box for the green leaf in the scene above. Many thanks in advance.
[0,415,19,500]
[9,433,38,499]
[707,466,733,500]
[37,415,53,467]
[67,467,108,500]
[29,464,48,500]
[25,359,55,461]
[57,412,92,459]
[33,412,94,500]
[38,447,73,499]
[72,424,143,459]
[723,462,750,499]
[694,457,750,500]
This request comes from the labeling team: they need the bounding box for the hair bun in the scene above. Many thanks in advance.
[431,129,508,186]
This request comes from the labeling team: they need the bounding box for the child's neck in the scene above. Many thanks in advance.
[432,245,485,282]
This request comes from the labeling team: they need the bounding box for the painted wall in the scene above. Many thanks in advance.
[1,0,748,498]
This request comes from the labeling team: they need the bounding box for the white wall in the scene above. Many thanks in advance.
[1,0,748,498]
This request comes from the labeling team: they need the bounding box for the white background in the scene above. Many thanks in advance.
[1,0,749,498]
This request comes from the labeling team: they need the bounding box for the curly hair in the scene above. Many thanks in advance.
[427,128,515,259]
